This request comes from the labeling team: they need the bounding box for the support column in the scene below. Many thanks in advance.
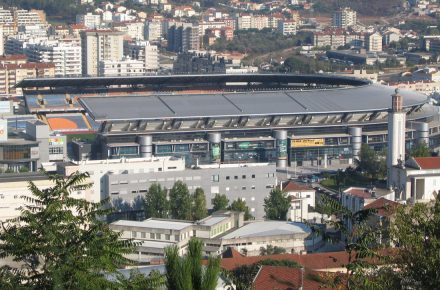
[208,132,221,164]
[349,127,362,161]
[274,130,288,168]
[138,135,152,158]
[413,122,429,146]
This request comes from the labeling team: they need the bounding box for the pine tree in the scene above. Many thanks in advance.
[144,183,169,219]
[169,181,192,220]
[0,171,134,289]
[192,188,208,221]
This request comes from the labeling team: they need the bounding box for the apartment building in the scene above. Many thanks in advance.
[0,62,55,95]
[0,8,13,25]
[98,56,145,76]
[80,30,124,76]
[26,41,82,77]
[277,20,297,36]
[113,21,145,40]
[125,40,159,71]
[76,13,101,29]
[13,9,46,26]
[332,7,357,28]
[145,20,162,41]
[366,32,383,52]
[167,24,200,52]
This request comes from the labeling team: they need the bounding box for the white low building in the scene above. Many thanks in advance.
[281,181,316,222]
[110,211,315,262]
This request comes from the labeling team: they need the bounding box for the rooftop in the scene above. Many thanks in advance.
[363,198,401,217]
[281,180,314,192]
[111,218,193,231]
[412,157,440,170]
[343,187,393,200]
[221,221,310,240]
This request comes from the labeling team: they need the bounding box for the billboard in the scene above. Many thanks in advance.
[291,138,325,148]
[276,139,288,160]
[0,119,7,142]
[49,137,65,146]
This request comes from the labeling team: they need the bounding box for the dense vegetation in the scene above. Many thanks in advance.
[312,0,405,16]
[210,29,312,54]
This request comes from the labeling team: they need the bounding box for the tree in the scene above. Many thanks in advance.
[164,238,221,290]
[409,141,430,158]
[263,188,291,220]
[116,269,165,290]
[0,171,133,289]
[212,193,229,212]
[144,183,169,219]
[391,200,440,289]
[259,245,286,256]
[356,144,386,179]
[192,188,208,221]
[229,198,253,221]
[316,195,381,290]
[169,181,192,220]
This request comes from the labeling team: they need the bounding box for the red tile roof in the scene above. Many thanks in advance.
[413,157,440,170]
[343,187,372,199]
[364,198,401,217]
[253,266,339,290]
[281,181,314,193]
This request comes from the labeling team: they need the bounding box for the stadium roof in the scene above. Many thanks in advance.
[16,73,369,88]
[79,84,427,122]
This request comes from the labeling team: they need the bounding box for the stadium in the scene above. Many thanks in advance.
[18,73,439,168]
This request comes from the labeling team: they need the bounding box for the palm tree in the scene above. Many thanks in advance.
[165,238,221,290]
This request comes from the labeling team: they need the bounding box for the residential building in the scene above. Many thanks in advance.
[26,41,82,77]
[0,8,13,25]
[0,54,27,65]
[76,13,101,29]
[281,181,316,222]
[332,7,357,28]
[167,24,199,52]
[0,62,55,95]
[145,20,162,41]
[98,56,146,76]
[110,211,313,261]
[80,30,124,76]
[13,9,45,26]
[125,40,159,71]
[389,157,440,203]
[113,21,145,40]
[277,20,297,36]
[366,32,383,52]
[173,52,227,74]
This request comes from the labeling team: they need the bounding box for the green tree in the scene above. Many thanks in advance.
[356,144,386,179]
[263,188,291,220]
[144,183,169,219]
[116,269,166,290]
[259,245,286,256]
[229,198,253,221]
[164,238,221,290]
[409,141,431,158]
[316,195,381,289]
[169,181,192,220]
[212,193,229,212]
[0,171,133,289]
[391,200,440,289]
[192,187,208,221]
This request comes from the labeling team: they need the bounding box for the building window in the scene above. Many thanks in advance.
[150,233,155,239]
[175,234,179,242]
[242,186,246,190]
[242,175,246,179]
[132,231,137,238]
[251,185,256,189]
[252,174,256,178]
[156,233,161,240]
[211,175,219,182]
[141,232,146,238]
[49,147,63,154]
[226,176,230,180]
[234,176,238,180]
[165,234,171,241]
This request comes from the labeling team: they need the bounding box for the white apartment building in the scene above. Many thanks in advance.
[76,13,101,29]
[56,156,185,202]
[113,21,145,40]
[26,41,82,77]
[366,32,383,52]
[98,56,145,76]
[332,7,357,28]
[236,15,269,30]
[0,25,3,55]
[0,174,94,222]
[126,40,159,71]
[5,35,49,55]
[280,181,316,223]
[145,20,162,41]
[277,20,297,36]
[14,9,45,26]
[80,30,124,76]
[0,8,13,24]
[17,24,47,37]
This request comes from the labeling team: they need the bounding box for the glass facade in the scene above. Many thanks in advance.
[0,144,34,160]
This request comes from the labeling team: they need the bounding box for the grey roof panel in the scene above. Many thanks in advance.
[80,84,428,121]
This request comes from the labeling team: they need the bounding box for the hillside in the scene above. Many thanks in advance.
[312,0,405,17]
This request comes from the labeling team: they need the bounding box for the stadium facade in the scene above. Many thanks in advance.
[18,74,439,168]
